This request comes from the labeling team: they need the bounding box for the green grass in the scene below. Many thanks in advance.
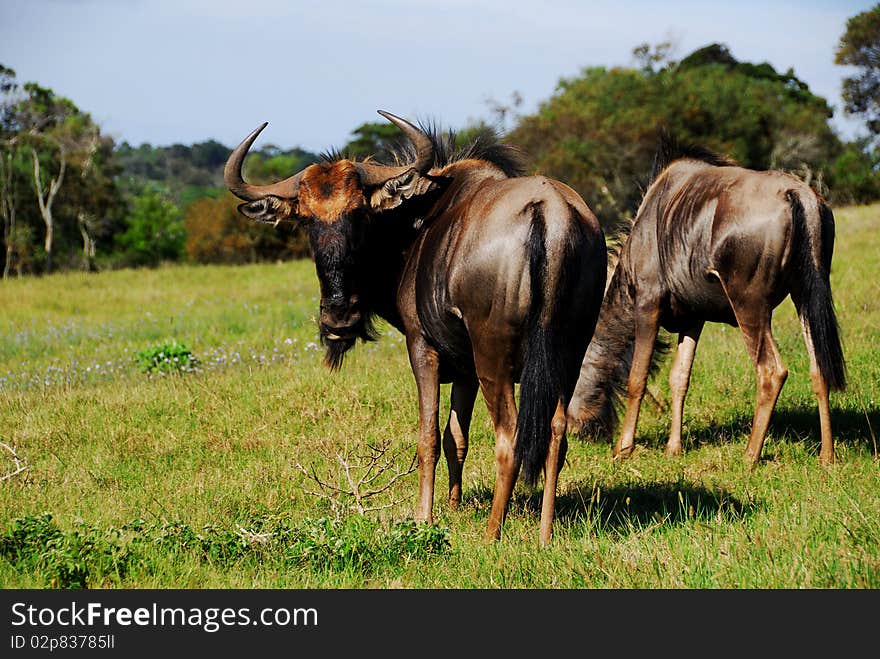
[0,205,878,589]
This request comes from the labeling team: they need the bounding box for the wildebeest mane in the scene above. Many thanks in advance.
[649,128,737,186]
[318,146,348,164]
[320,119,527,179]
[380,120,528,178]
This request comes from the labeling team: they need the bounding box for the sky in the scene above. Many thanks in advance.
[0,0,875,153]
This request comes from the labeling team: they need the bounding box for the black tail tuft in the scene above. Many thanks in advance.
[515,204,567,488]
[517,324,566,488]
[789,193,847,391]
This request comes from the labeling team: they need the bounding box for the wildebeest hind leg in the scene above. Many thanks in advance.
[798,317,835,465]
[728,302,788,467]
[539,400,568,547]
[665,322,704,457]
[443,376,479,510]
[473,352,520,541]
[613,307,661,460]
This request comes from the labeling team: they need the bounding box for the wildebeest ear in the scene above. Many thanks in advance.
[368,169,448,212]
[237,197,296,224]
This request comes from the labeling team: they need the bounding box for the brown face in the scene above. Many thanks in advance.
[297,162,373,368]
[227,114,444,370]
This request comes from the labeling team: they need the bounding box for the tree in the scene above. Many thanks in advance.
[827,137,880,204]
[184,194,309,264]
[835,4,880,137]
[0,65,20,277]
[0,148,18,278]
[341,121,408,159]
[21,82,75,273]
[30,139,65,273]
[1,69,121,274]
[114,184,185,267]
[509,43,842,227]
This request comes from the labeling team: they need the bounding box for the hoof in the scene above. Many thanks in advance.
[819,453,835,467]
[484,522,502,542]
[612,445,634,461]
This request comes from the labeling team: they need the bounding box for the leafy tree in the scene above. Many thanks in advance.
[509,43,842,227]
[835,4,880,137]
[115,139,318,208]
[1,66,122,274]
[827,138,880,204]
[0,65,22,277]
[114,184,184,266]
[341,121,408,159]
[184,194,309,264]
[242,150,315,185]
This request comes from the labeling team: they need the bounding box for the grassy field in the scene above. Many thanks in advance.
[0,204,878,589]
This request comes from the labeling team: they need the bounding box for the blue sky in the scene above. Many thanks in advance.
[0,0,874,152]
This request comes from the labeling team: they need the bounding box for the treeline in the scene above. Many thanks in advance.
[2,33,879,276]
[510,42,880,228]
[0,61,321,276]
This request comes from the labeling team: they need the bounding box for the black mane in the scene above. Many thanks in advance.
[324,119,528,178]
[649,128,737,186]
[386,119,528,178]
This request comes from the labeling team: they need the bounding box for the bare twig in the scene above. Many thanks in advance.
[0,441,27,482]
[293,439,417,518]
[235,524,273,545]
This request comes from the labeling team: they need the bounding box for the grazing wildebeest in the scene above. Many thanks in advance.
[567,132,846,466]
[225,111,606,544]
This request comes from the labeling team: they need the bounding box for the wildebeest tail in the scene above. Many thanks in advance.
[788,190,847,391]
[515,203,591,488]
[566,243,670,441]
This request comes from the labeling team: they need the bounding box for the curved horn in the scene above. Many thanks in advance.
[224,122,304,201]
[356,110,435,186]
[377,110,434,173]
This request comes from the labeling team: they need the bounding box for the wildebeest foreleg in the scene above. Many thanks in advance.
[539,400,568,547]
[613,308,661,460]
[665,322,704,457]
[407,335,442,524]
[443,376,479,509]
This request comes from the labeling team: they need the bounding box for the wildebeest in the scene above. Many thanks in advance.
[567,132,846,466]
[225,111,606,544]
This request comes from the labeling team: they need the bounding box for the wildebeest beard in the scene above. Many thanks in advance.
[320,312,378,371]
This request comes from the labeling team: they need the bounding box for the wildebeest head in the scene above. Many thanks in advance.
[225,111,445,369]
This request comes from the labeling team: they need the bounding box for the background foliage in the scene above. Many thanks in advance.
[1,5,879,275]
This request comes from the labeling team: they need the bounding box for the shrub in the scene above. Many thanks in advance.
[827,140,880,205]
[0,513,131,588]
[115,184,186,267]
[184,194,309,264]
[0,513,452,587]
[135,340,199,374]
